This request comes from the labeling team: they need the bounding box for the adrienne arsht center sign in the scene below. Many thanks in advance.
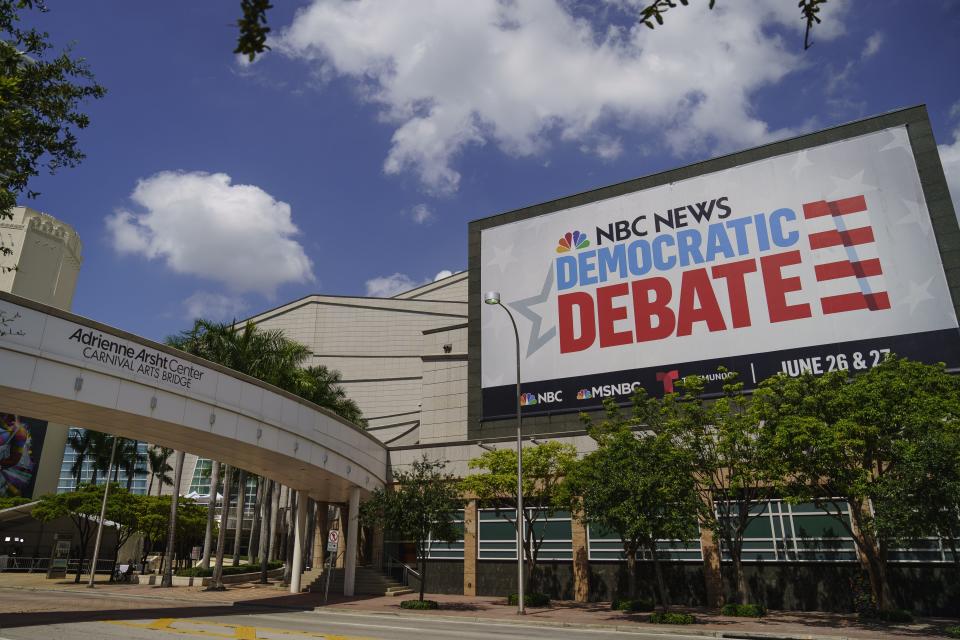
[479,122,960,418]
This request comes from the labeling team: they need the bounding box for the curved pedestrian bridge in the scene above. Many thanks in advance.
[0,291,387,594]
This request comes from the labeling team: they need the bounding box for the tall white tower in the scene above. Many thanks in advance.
[0,206,82,497]
[0,206,82,310]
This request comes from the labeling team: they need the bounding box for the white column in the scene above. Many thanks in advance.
[343,486,361,597]
[290,489,308,593]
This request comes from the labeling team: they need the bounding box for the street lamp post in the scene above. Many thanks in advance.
[88,434,118,588]
[484,290,525,615]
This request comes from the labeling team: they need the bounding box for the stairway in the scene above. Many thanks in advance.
[306,565,413,596]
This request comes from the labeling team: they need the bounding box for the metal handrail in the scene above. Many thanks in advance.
[385,554,420,586]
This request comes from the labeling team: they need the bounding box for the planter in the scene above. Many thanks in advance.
[131,567,285,586]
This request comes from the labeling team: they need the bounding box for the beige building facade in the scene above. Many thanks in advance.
[0,206,82,497]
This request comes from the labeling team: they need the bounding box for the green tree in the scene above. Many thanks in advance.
[661,371,777,605]
[103,486,141,567]
[636,0,828,49]
[0,495,30,509]
[461,441,576,590]
[360,455,460,602]
[234,0,830,64]
[136,494,172,568]
[567,396,699,610]
[754,356,960,610]
[33,484,105,582]
[873,423,960,570]
[168,319,365,425]
[0,0,104,258]
[290,365,366,427]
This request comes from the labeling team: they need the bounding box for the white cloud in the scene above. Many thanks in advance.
[410,203,435,224]
[365,269,456,296]
[861,31,884,59]
[106,171,314,296]
[365,272,422,297]
[274,0,847,194]
[940,125,960,221]
[183,291,248,321]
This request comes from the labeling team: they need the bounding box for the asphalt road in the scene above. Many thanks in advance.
[0,611,713,640]
[0,589,706,640]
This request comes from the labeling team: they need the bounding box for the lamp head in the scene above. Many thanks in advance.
[484,291,501,305]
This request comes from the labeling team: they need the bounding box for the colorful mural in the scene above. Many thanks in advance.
[0,413,47,498]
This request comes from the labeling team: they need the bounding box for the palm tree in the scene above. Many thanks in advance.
[147,447,174,496]
[87,431,115,485]
[115,438,144,491]
[292,365,366,426]
[68,429,92,487]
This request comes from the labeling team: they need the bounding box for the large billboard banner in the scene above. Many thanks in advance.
[480,125,960,418]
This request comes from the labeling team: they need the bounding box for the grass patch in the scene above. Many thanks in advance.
[400,599,439,610]
[721,603,767,618]
[175,560,283,578]
[944,625,960,638]
[649,612,696,625]
[507,592,551,607]
[611,598,654,612]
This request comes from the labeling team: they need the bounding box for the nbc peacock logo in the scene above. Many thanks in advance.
[576,389,593,400]
[556,230,589,253]
[520,392,538,406]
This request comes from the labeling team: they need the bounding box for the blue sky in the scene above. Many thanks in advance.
[17,0,960,341]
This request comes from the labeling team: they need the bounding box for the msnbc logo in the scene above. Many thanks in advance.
[576,389,593,400]
[556,231,589,253]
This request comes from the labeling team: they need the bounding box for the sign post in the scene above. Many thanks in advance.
[323,529,340,603]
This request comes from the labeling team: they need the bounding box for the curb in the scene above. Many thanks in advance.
[0,584,234,606]
[316,606,850,640]
[0,584,327,613]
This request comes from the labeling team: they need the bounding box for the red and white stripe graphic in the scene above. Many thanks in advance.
[802,195,891,315]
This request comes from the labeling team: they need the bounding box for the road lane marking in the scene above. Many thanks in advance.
[238,612,711,639]
[105,618,371,639]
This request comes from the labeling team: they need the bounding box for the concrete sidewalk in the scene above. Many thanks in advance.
[0,573,955,639]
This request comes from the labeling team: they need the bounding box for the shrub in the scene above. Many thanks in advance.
[721,603,767,618]
[649,612,695,625]
[877,609,914,623]
[400,599,439,610]
[175,561,283,578]
[858,608,914,624]
[945,625,960,638]
[507,592,551,607]
[612,598,654,612]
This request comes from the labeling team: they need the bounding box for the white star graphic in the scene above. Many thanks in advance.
[828,170,878,200]
[790,150,814,180]
[900,277,935,315]
[486,244,519,273]
[878,128,910,153]
[507,265,557,358]
[895,197,932,236]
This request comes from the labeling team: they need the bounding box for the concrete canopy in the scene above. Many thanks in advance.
[0,291,386,503]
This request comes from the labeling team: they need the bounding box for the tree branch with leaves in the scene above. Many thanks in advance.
[360,455,460,602]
